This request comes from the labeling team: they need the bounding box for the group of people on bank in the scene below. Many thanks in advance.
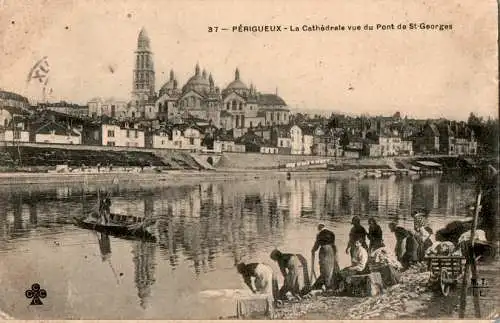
[236,216,405,301]
[236,200,497,302]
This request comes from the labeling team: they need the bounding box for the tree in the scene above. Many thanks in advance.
[327,116,338,129]
[340,131,350,149]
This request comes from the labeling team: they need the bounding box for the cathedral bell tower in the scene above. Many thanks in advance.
[132,28,155,104]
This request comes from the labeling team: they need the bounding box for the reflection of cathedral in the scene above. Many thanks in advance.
[132,241,157,309]
[131,28,291,128]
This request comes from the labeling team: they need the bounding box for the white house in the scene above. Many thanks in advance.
[33,121,81,144]
[213,140,245,153]
[290,125,303,155]
[378,135,414,156]
[302,133,314,155]
[102,123,145,147]
[400,140,414,156]
[0,129,30,142]
[148,125,202,150]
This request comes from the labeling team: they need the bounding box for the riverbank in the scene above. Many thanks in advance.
[275,260,500,320]
[0,168,359,186]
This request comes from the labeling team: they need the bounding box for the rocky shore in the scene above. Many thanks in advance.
[275,260,499,320]
[273,264,430,320]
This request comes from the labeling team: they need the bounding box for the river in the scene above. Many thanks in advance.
[0,175,479,319]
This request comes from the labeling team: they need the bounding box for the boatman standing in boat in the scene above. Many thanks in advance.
[310,223,340,291]
[99,193,112,224]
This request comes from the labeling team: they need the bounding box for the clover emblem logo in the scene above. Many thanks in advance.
[25,283,47,305]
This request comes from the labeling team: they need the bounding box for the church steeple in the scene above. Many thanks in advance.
[132,27,155,101]
[195,63,200,76]
[209,73,214,86]
[235,68,240,81]
[137,27,151,50]
[169,69,174,81]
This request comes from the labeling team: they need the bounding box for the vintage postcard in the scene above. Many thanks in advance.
[0,0,498,320]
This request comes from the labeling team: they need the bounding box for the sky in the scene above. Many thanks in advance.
[0,0,498,121]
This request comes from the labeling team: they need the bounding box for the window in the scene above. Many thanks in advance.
[127,129,130,138]
[161,140,165,145]
[107,130,115,137]
[135,130,139,138]
[107,141,115,146]
[189,138,194,145]
[13,130,21,140]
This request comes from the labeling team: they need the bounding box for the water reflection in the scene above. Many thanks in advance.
[132,241,157,309]
[0,176,479,318]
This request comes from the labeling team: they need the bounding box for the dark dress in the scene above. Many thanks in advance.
[311,229,339,290]
[368,223,385,252]
[275,253,310,298]
[393,227,418,269]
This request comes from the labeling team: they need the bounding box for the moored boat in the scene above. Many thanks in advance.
[73,213,157,242]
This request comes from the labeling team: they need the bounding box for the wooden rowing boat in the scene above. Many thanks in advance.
[73,213,157,242]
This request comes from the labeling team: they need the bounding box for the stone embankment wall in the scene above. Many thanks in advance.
[213,152,335,169]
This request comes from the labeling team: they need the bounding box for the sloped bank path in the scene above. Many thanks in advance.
[0,169,357,186]
[274,261,499,320]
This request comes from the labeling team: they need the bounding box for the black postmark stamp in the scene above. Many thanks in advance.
[25,283,47,305]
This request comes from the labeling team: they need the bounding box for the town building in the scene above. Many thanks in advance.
[87,97,130,119]
[146,124,202,150]
[102,122,145,147]
[234,131,267,153]
[40,101,88,117]
[274,124,313,155]
[0,90,32,128]
[30,121,81,144]
[412,123,440,154]
[0,120,30,143]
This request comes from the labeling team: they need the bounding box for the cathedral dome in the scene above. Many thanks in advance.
[159,70,178,96]
[182,64,210,93]
[225,68,248,90]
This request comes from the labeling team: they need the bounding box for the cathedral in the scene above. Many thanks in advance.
[131,28,291,129]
